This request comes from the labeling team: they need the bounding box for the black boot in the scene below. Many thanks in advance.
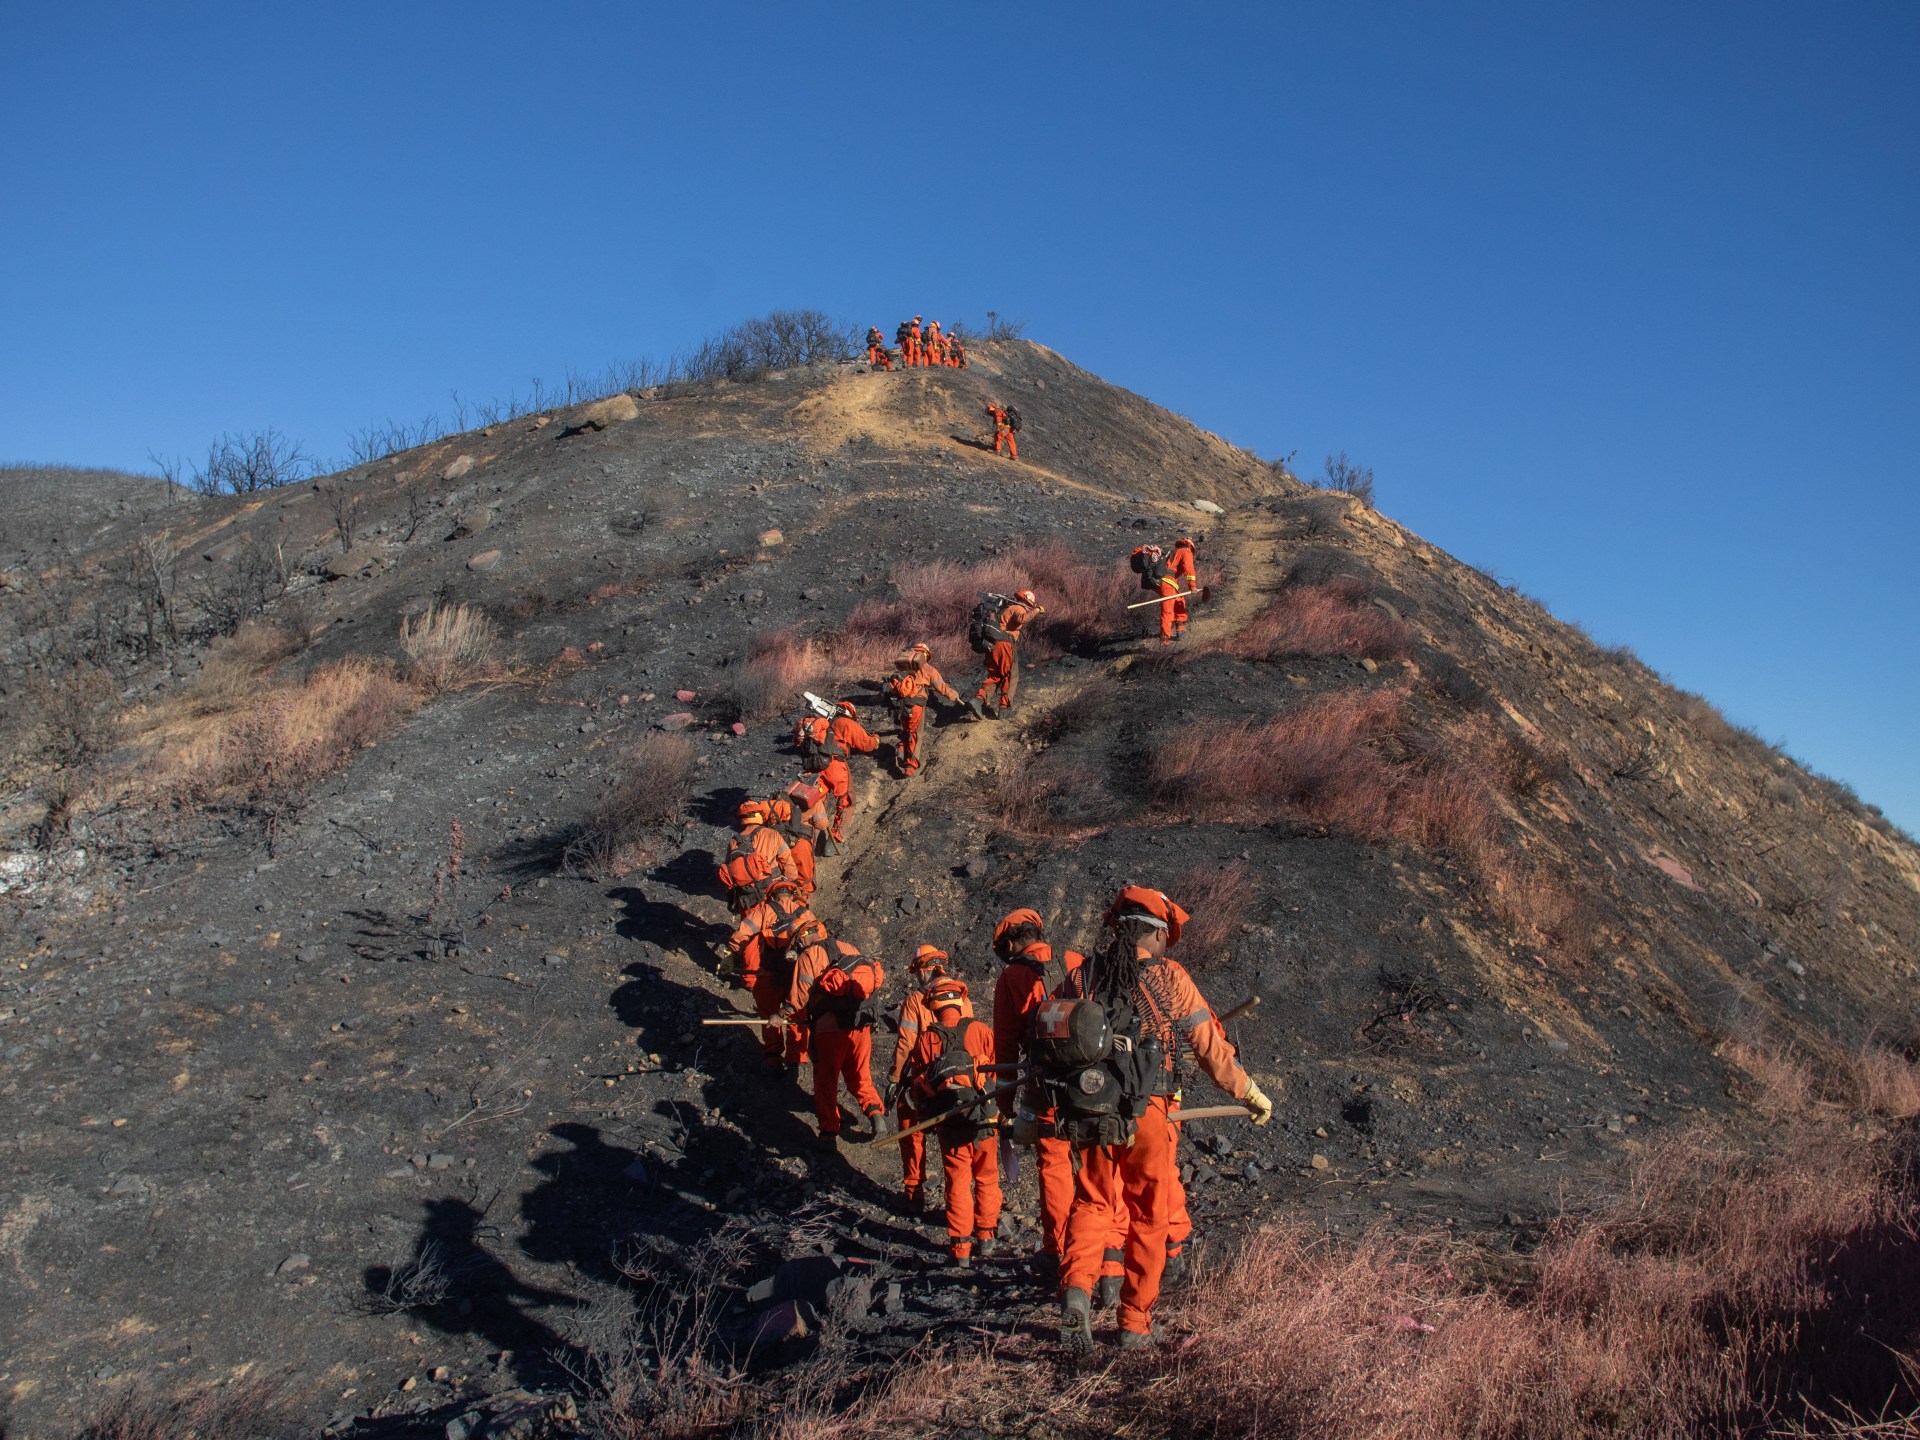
[1095,1274,1122,1309]
[1060,1286,1095,1358]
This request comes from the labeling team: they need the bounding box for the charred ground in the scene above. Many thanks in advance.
[1,341,1916,1435]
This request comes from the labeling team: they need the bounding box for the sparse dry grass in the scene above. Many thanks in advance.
[831,541,1130,677]
[564,733,697,877]
[72,1374,294,1440]
[165,658,418,819]
[1166,859,1259,968]
[761,1120,1920,1440]
[722,626,826,724]
[1218,578,1414,663]
[184,618,308,716]
[1150,688,1594,961]
[398,602,501,693]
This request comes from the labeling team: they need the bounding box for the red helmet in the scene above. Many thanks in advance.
[1174,537,1194,551]
[836,700,857,717]
[1106,885,1190,947]
[1016,588,1037,606]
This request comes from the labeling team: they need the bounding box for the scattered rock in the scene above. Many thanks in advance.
[568,394,639,433]
[675,689,698,702]
[1310,1154,1329,1170]
[467,549,503,573]
[1191,498,1225,515]
[426,1152,456,1171]
[657,713,696,732]
[326,545,389,580]
[730,722,747,736]
[450,507,491,538]
[759,529,785,547]
[276,1253,311,1276]
[442,455,475,481]
[529,416,551,430]
[1360,657,1378,673]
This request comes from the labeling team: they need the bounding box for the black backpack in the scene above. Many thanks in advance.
[967,593,1014,654]
[797,716,847,772]
[1004,405,1023,433]
[1029,960,1165,1147]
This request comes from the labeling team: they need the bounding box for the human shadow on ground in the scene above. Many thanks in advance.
[360,1196,581,1391]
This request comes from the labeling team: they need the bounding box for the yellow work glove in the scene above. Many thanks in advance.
[1242,1080,1274,1126]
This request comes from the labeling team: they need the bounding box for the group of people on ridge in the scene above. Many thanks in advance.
[710,531,1260,1349]
[866,316,968,371]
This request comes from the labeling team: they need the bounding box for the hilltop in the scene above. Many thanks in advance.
[1,340,1916,1437]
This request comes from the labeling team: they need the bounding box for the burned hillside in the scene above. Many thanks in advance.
[1,339,1916,1436]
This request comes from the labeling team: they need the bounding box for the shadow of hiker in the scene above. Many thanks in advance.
[362,1197,580,1389]
[949,432,996,453]
[608,885,731,967]
[691,784,751,829]
[646,849,720,903]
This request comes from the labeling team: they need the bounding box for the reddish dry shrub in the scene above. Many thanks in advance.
[829,541,1130,676]
[1023,677,1120,746]
[1166,859,1259,968]
[974,751,1114,837]
[792,1127,1920,1440]
[1219,578,1413,663]
[722,626,825,723]
[1844,1042,1920,1119]
[565,732,696,877]
[1483,863,1596,965]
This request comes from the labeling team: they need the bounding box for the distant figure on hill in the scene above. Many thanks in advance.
[905,315,925,366]
[924,320,945,367]
[947,332,968,368]
[866,327,894,370]
[985,400,1020,459]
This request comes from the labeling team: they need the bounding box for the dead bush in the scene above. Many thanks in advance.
[185,618,307,716]
[1719,1037,1819,1118]
[565,733,696,877]
[1840,1042,1920,1119]
[1023,678,1119,746]
[1485,862,1596,965]
[721,626,825,724]
[1165,859,1259,967]
[1486,726,1569,798]
[1219,578,1413,663]
[72,1374,294,1440]
[27,661,120,771]
[398,602,501,692]
[974,751,1111,837]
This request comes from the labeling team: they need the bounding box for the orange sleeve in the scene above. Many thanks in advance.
[891,993,929,1083]
[786,946,824,1017]
[925,664,959,703]
[1165,960,1250,1099]
[967,1018,996,1069]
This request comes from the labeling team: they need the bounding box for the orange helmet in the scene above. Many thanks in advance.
[738,800,769,825]
[911,944,949,974]
[992,908,1045,957]
[929,976,970,1010]
[909,642,931,659]
[836,700,857,718]
[1175,536,1195,550]
[1016,588,1037,606]
[1106,885,1189,947]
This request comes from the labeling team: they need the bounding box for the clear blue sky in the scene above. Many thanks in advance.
[4,5,1915,833]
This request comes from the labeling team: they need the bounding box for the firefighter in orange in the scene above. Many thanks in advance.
[924,320,945,367]
[1160,536,1197,642]
[971,589,1040,717]
[787,916,886,1146]
[888,946,969,1214]
[990,908,1085,1276]
[909,980,1001,1265]
[763,795,817,894]
[985,400,1018,459]
[906,315,925,366]
[718,801,802,896]
[886,642,961,777]
[865,326,893,370]
[1057,887,1273,1352]
[797,701,879,847]
[721,877,816,1070]
[947,332,968,369]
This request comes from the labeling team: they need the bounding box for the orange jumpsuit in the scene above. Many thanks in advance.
[906,319,924,367]
[890,976,974,1206]
[910,1010,1001,1261]
[992,940,1085,1261]
[986,402,1018,459]
[789,937,885,1137]
[718,821,801,894]
[727,884,815,1064]
[1061,956,1251,1338]
[924,321,943,366]
[866,328,893,370]
[1162,540,1196,641]
[799,714,879,841]
[888,659,959,776]
[767,810,817,893]
[973,599,1037,712]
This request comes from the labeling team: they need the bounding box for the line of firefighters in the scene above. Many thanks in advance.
[710,551,1249,1350]
[866,315,968,371]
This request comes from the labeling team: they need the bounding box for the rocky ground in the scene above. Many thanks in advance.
[2,341,1915,1437]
